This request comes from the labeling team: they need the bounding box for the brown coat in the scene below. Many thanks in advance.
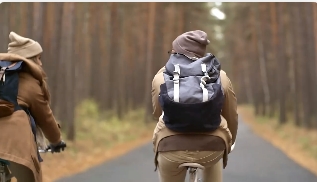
[0,53,61,182]
[152,67,238,168]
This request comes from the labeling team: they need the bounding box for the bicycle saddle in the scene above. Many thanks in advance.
[178,163,205,170]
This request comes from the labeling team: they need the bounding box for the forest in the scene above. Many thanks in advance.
[0,2,316,141]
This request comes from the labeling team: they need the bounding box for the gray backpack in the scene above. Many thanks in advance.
[158,53,224,132]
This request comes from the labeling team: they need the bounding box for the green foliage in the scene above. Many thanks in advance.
[259,117,271,124]
[75,99,101,121]
[312,145,317,160]
[74,99,151,146]
[298,136,310,149]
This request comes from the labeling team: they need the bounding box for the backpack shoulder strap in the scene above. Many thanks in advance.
[0,60,23,70]
[0,61,23,82]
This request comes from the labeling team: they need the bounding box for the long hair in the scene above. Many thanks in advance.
[26,55,50,149]
[26,56,51,103]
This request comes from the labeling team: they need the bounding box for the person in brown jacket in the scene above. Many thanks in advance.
[0,32,65,182]
[152,30,238,182]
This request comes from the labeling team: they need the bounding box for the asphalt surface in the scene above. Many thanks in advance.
[57,120,317,182]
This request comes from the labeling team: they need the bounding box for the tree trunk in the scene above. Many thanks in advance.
[109,2,124,118]
[0,3,9,52]
[314,3,317,128]
[32,3,44,43]
[254,3,270,116]
[63,2,75,140]
[300,3,312,128]
[276,2,287,124]
[292,3,304,126]
[304,3,317,128]
[144,2,156,122]
[47,3,64,120]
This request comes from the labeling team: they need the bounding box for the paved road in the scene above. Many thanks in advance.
[57,120,317,182]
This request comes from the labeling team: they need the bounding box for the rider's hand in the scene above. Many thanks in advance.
[47,140,67,153]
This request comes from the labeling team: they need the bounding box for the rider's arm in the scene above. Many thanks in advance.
[151,67,165,120]
[220,71,238,144]
[22,76,62,145]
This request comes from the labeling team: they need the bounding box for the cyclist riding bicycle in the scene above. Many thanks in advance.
[152,30,238,182]
[0,32,65,182]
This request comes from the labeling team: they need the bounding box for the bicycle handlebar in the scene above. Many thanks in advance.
[38,149,51,153]
[38,141,66,153]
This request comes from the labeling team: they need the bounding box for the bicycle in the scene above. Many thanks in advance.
[177,142,236,182]
[0,159,10,182]
[0,144,65,182]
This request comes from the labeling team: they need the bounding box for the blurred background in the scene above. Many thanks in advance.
[0,2,316,181]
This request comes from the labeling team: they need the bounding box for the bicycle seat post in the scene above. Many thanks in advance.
[189,167,197,182]
[179,163,205,182]
[0,162,5,182]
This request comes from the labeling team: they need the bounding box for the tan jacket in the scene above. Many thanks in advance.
[152,67,238,168]
[0,53,61,182]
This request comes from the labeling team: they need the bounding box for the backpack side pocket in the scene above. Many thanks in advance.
[0,99,14,118]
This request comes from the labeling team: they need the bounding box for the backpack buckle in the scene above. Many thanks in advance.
[173,64,180,75]
[173,64,180,84]
[201,75,210,86]
[0,67,7,83]
[173,78,179,84]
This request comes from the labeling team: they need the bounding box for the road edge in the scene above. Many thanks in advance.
[238,106,317,176]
